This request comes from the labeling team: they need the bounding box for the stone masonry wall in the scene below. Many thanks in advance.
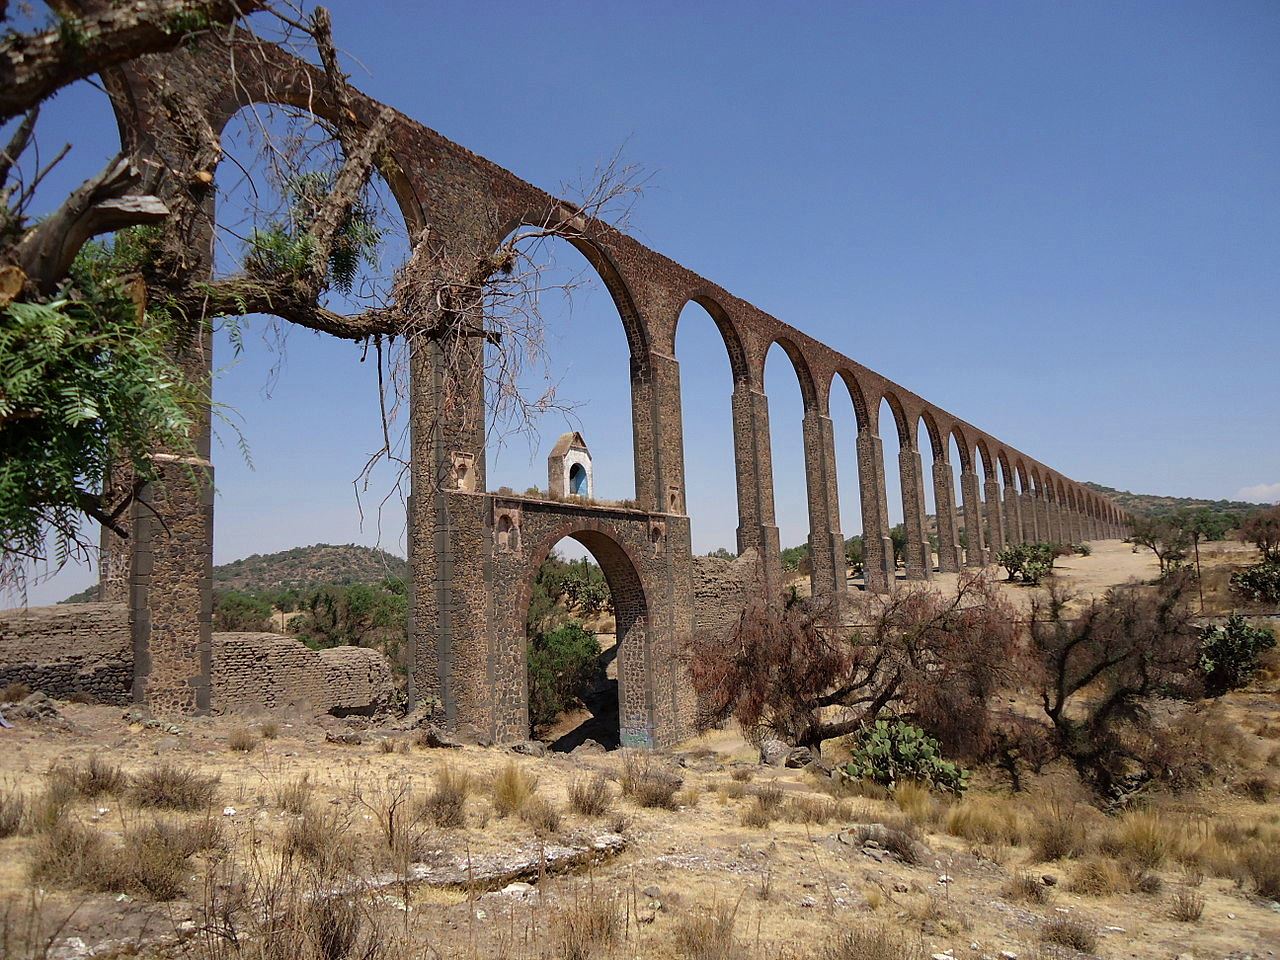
[0,603,132,704]
[691,550,760,641]
[210,633,397,715]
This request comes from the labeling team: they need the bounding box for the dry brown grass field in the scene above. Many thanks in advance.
[1,543,1277,960]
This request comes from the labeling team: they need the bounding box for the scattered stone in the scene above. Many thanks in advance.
[799,895,817,908]
[415,724,461,749]
[222,806,236,817]
[453,722,492,747]
[784,746,814,768]
[572,739,606,756]
[510,740,546,758]
[642,885,661,898]
[1040,874,1057,886]
[325,730,363,746]
[500,882,535,898]
[893,882,910,893]
[938,874,954,884]
[637,910,655,924]
[759,739,789,766]
[7,692,61,721]
[1000,953,1018,960]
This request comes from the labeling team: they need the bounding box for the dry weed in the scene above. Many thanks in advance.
[518,795,561,835]
[550,889,620,960]
[893,781,935,826]
[1068,856,1130,896]
[672,901,739,960]
[1030,803,1090,861]
[227,727,257,753]
[1102,809,1170,868]
[274,774,313,815]
[422,765,471,828]
[818,922,926,960]
[620,751,681,809]
[1039,917,1097,953]
[1001,871,1051,904]
[568,773,612,816]
[0,784,25,838]
[946,795,1023,845]
[730,767,754,783]
[129,764,218,811]
[492,761,538,818]
[49,755,127,799]
[1171,886,1205,921]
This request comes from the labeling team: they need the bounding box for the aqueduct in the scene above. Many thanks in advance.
[88,32,1130,745]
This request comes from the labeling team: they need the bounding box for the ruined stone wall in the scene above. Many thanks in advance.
[210,633,396,715]
[691,549,760,641]
[0,603,132,704]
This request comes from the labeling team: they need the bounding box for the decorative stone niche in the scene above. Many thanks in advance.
[451,451,476,492]
[493,505,522,555]
[547,431,593,499]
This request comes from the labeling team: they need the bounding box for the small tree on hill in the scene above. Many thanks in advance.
[1240,505,1280,563]
[1128,516,1190,577]
[687,573,1019,755]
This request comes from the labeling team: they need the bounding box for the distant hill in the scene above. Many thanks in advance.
[1083,482,1266,522]
[62,543,407,602]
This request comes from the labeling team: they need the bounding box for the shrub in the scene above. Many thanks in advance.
[227,727,257,753]
[526,621,601,731]
[1230,560,1280,604]
[620,751,681,810]
[818,923,926,960]
[0,785,26,838]
[49,755,127,799]
[422,766,471,828]
[27,819,112,889]
[1103,809,1170,869]
[1075,542,1092,557]
[1171,887,1205,922]
[781,795,849,825]
[260,721,280,739]
[1068,856,1130,896]
[550,890,620,960]
[946,797,1022,845]
[116,822,198,900]
[1001,872,1050,904]
[491,761,537,818]
[730,767,753,783]
[274,774,313,815]
[568,774,611,817]
[128,764,217,811]
[1,682,31,703]
[1040,918,1097,953]
[27,778,76,834]
[672,902,739,960]
[741,797,774,828]
[842,721,969,795]
[1239,842,1280,900]
[1030,804,1090,862]
[519,795,561,835]
[1199,615,1276,696]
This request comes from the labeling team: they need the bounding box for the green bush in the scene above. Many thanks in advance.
[527,621,601,731]
[212,590,273,632]
[1199,615,1276,696]
[1230,561,1280,605]
[841,720,969,795]
[997,542,1059,584]
[1075,542,1092,557]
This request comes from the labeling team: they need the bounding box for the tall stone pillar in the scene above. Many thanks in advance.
[1002,482,1022,547]
[984,477,1005,558]
[899,447,931,580]
[960,470,986,567]
[801,410,845,616]
[646,351,685,516]
[1034,493,1049,546]
[1020,491,1038,543]
[748,388,782,599]
[857,433,893,592]
[933,460,961,573]
[129,456,214,715]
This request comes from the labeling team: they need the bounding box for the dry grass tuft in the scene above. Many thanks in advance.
[893,781,935,825]
[49,755,127,799]
[672,901,739,960]
[129,764,217,811]
[781,794,850,825]
[518,794,562,835]
[259,720,280,739]
[568,774,612,817]
[1,682,30,702]
[1001,871,1051,904]
[422,765,471,828]
[26,778,76,834]
[377,737,396,754]
[27,819,112,890]
[1236,774,1275,803]
[274,774,313,815]
[0,784,26,838]
[1171,886,1205,921]
[1068,856,1130,896]
[1030,803,1090,861]
[620,751,681,810]
[1103,809,1170,868]
[730,767,754,783]
[946,796,1023,845]
[227,727,258,753]
[281,807,352,874]
[1039,917,1097,953]
[1238,841,1280,900]
[549,890,620,960]
[741,797,774,829]
[492,761,538,818]
[818,922,926,960]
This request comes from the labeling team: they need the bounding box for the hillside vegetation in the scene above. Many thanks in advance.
[1084,481,1267,521]
[63,544,407,603]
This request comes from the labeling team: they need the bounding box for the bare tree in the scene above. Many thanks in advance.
[687,574,1020,755]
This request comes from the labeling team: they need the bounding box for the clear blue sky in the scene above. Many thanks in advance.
[20,0,1280,603]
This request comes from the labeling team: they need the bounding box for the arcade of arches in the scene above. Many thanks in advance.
[96,33,1132,745]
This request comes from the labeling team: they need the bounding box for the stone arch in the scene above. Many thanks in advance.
[975,438,996,481]
[675,294,750,386]
[1015,460,1031,494]
[878,391,912,448]
[918,409,945,459]
[762,336,818,413]
[517,523,655,749]
[997,450,1014,486]
[835,370,873,432]
[949,426,972,470]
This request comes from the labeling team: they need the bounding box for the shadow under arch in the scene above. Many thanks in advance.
[517,524,653,752]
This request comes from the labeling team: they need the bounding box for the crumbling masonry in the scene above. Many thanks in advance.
[88,34,1130,743]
